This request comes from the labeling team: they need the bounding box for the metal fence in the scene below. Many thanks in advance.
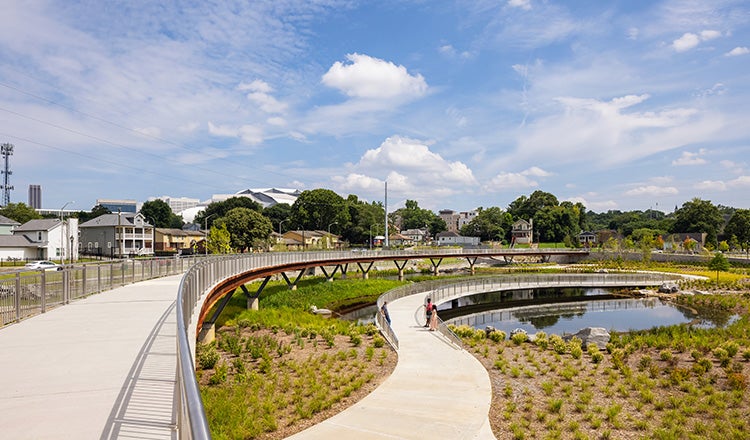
[0,257,201,326]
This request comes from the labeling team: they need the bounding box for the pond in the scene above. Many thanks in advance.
[441,287,737,336]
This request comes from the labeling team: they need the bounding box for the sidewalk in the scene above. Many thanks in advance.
[0,275,183,440]
[287,292,496,440]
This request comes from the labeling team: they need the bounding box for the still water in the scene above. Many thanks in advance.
[443,288,736,335]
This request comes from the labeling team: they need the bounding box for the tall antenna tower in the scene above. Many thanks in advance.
[1,143,14,206]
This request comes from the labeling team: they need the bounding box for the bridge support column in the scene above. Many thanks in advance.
[341,263,349,279]
[320,265,341,282]
[281,270,305,290]
[198,323,215,344]
[429,258,443,275]
[357,261,374,279]
[465,257,478,275]
[393,260,409,281]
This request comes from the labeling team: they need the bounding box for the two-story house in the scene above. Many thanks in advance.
[79,213,153,257]
[0,218,79,261]
[511,219,534,245]
[154,228,205,254]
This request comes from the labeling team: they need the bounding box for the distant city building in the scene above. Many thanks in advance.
[439,209,478,233]
[28,184,41,209]
[148,196,200,213]
[96,199,137,213]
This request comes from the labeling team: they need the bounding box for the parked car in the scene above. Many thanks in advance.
[24,260,62,271]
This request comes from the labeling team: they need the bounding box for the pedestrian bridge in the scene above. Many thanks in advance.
[9,248,688,439]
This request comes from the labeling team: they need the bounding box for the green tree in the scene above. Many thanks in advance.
[724,209,750,255]
[217,207,273,252]
[391,200,446,236]
[195,197,263,230]
[508,190,559,221]
[76,205,111,223]
[262,203,292,233]
[206,224,232,254]
[707,252,730,284]
[0,202,42,224]
[342,195,385,245]
[140,199,183,228]
[670,198,723,246]
[290,189,350,231]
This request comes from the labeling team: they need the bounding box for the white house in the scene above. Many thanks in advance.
[0,215,20,235]
[0,218,79,261]
[435,231,480,247]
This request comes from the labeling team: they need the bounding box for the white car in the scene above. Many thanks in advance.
[24,260,62,271]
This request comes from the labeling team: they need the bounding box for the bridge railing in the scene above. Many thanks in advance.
[0,256,202,326]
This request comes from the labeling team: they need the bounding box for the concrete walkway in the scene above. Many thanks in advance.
[0,275,183,440]
[287,292,496,440]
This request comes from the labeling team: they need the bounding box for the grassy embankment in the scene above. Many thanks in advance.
[198,275,405,440]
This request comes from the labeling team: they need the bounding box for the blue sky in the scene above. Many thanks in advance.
[1,0,748,214]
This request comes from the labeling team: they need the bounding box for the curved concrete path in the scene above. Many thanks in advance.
[287,292,496,440]
[0,275,182,440]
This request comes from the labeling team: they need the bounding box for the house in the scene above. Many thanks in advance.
[435,231,480,247]
[663,233,707,252]
[401,228,429,244]
[1,218,79,261]
[282,230,340,250]
[154,228,205,254]
[511,219,534,245]
[578,231,597,246]
[389,233,413,247]
[0,214,20,235]
[79,213,154,257]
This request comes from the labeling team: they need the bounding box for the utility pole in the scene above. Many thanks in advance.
[1,143,14,206]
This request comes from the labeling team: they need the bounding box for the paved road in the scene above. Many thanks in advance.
[287,292,496,440]
[0,275,182,440]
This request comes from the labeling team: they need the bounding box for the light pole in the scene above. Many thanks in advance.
[327,221,338,249]
[59,201,73,265]
[279,218,289,235]
[204,214,216,256]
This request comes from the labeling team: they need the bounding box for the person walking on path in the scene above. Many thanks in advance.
[381,301,391,325]
[429,306,439,331]
[424,297,434,328]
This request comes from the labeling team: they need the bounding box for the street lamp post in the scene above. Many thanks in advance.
[204,214,216,256]
[279,218,289,235]
[59,201,73,265]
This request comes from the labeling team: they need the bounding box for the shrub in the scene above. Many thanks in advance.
[349,334,362,347]
[488,330,506,342]
[535,331,549,349]
[372,335,385,348]
[659,350,673,362]
[722,341,739,358]
[570,344,583,359]
[591,352,604,364]
[511,332,529,345]
[208,361,228,385]
[727,372,748,390]
[743,349,750,362]
[196,342,220,370]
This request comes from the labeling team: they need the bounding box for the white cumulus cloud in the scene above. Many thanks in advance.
[672,30,722,52]
[485,166,551,191]
[322,53,428,100]
[695,180,727,191]
[508,0,532,10]
[623,185,678,197]
[672,149,707,166]
[725,47,749,57]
